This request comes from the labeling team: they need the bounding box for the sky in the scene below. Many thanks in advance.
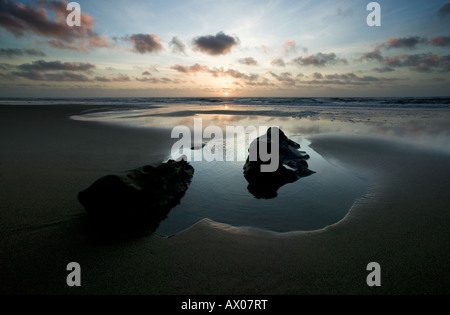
[0,0,449,97]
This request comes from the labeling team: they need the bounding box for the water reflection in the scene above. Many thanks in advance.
[156,137,367,235]
[69,103,450,234]
[72,104,450,153]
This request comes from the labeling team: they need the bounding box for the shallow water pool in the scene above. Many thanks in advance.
[157,136,367,235]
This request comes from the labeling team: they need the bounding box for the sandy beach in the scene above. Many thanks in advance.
[0,105,449,295]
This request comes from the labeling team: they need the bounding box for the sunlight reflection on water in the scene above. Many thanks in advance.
[72,103,450,154]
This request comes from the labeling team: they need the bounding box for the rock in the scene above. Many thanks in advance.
[78,159,194,234]
[243,127,314,199]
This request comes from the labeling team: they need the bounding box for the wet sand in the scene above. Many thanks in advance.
[0,105,449,294]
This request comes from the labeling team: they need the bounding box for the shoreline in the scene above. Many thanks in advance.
[0,105,449,294]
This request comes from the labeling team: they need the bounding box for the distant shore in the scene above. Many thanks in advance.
[0,105,449,294]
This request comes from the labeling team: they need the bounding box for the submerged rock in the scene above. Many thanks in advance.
[78,159,194,233]
[243,127,314,199]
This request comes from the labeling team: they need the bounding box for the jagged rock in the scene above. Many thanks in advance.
[78,159,194,233]
[243,127,314,199]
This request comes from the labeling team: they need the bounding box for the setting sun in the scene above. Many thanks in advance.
[224,92,229,96]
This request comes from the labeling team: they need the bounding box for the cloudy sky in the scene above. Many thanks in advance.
[0,0,449,97]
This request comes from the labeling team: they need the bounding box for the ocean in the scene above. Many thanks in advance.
[1,96,450,108]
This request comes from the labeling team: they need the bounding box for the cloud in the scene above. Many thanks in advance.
[94,76,112,82]
[293,52,347,67]
[376,35,450,50]
[260,45,273,54]
[0,0,70,37]
[430,36,450,47]
[192,32,239,56]
[43,72,92,82]
[8,59,97,81]
[358,49,383,62]
[245,78,275,87]
[129,34,163,54]
[383,53,449,72]
[0,0,111,52]
[25,49,46,57]
[170,63,209,74]
[298,72,389,86]
[0,48,46,58]
[372,67,395,73]
[169,36,186,54]
[383,54,416,67]
[438,2,450,18]
[0,63,15,71]
[0,72,10,79]
[133,65,160,73]
[264,71,393,87]
[360,47,450,72]
[268,71,296,86]
[271,58,286,67]
[165,62,278,87]
[208,67,224,77]
[324,73,378,82]
[238,57,258,66]
[48,39,87,52]
[437,55,450,72]
[13,70,91,82]
[206,66,261,84]
[149,66,159,73]
[142,71,151,76]
[384,37,427,49]
[136,77,185,84]
[94,74,131,82]
[170,63,260,82]
[18,60,95,72]
[225,69,259,81]
[85,36,110,49]
[12,70,43,81]
[282,40,297,54]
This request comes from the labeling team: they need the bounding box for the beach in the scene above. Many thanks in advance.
[0,103,449,295]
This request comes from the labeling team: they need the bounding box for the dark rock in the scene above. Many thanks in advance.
[78,159,194,234]
[243,127,314,199]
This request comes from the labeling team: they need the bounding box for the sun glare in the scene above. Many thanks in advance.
[224,92,229,96]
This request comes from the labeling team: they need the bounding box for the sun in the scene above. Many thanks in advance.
[224,92,229,96]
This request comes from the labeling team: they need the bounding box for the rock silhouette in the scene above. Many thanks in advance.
[78,159,194,234]
[243,127,314,199]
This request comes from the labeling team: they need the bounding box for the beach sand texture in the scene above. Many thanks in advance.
[0,105,449,294]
